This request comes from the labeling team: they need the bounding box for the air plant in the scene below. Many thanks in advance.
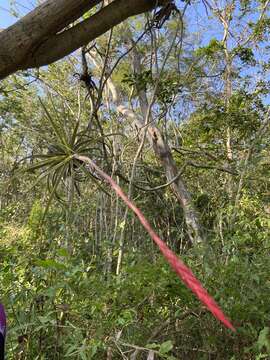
[24,97,110,217]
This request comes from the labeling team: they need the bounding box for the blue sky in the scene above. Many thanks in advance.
[0,0,32,28]
[0,0,14,28]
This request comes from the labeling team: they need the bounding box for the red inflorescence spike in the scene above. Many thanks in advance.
[77,155,236,332]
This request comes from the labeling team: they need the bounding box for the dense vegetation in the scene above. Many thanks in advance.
[0,0,270,358]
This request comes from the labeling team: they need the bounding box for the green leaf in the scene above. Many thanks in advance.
[35,259,67,271]
[57,248,69,257]
[257,327,270,353]
[39,97,71,152]
[159,340,173,355]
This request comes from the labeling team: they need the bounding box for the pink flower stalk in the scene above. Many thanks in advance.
[76,155,236,332]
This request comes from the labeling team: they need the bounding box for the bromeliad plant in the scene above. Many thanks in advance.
[25,97,109,216]
[24,99,235,331]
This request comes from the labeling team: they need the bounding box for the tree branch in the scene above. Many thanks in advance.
[0,0,102,79]
[0,0,167,80]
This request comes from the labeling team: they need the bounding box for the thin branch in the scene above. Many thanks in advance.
[187,161,238,176]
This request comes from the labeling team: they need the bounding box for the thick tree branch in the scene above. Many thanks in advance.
[0,0,102,79]
[0,0,168,80]
[22,0,160,70]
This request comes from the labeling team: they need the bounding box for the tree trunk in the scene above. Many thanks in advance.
[131,44,203,245]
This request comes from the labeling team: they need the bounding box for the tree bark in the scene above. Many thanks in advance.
[0,0,168,80]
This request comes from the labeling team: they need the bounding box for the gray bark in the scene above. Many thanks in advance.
[0,0,168,80]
